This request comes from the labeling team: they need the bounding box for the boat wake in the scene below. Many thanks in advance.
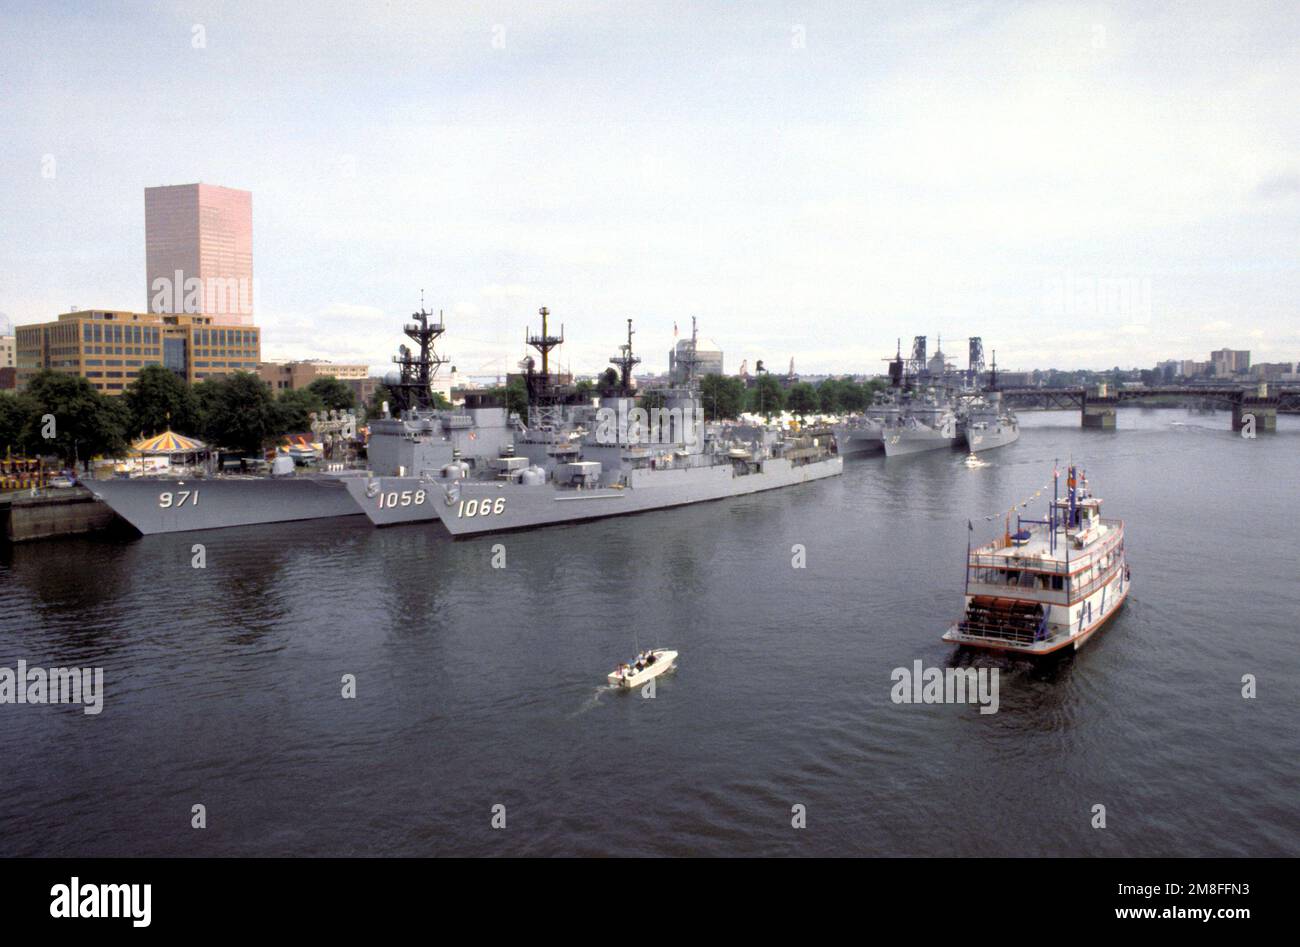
[571,688,613,716]
[961,452,990,469]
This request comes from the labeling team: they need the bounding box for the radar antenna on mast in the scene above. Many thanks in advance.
[675,316,703,387]
[390,294,448,413]
[609,318,641,394]
[524,306,566,429]
[526,306,565,381]
[884,337,905,388]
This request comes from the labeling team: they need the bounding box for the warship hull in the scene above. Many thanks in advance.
[831,424,884,455]
[90,474,367,535]
[962,423,1020,452]
[881,427,955,456]
[344,476,441,526]
[428,455,843,536]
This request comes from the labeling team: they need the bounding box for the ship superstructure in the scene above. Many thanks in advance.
[958,350,1020,453]
[423,316,842,536]
[345,306,519,526]
[879,336,958,456]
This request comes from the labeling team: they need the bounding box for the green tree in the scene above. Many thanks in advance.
[598,367,620,395]
[364,384,396,420]
[786,382,818,418]
[840,380,869,413]
[275,387,327,434]
[307,376,356,412]
[700,374,745,421]
[18,371,129,467]
[124,365,199,437]
[747,374,785,419]
[196,372,278,455]
[817,378,842,414]
[575,379,594,401]
[505,376,529,423]
[0,390,37,457]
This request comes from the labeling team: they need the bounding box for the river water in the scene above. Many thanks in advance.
[1,408,1296,856]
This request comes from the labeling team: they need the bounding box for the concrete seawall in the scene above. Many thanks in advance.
[2,488,117,543]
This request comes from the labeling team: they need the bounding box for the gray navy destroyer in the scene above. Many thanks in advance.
[366,313,843,536]
[834,335,1019,458]
[879,337,959,457]
[91,302,507,534]
[958,351,1020,453]
[344,307,519,525]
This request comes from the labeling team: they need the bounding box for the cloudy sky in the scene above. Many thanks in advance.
[2,1,1297,375]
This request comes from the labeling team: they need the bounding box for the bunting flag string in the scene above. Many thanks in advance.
[978,483,1053,522]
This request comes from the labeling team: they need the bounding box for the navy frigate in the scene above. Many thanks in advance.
[370,314,843,536]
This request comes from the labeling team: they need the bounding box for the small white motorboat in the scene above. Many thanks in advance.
[607,649,678,688]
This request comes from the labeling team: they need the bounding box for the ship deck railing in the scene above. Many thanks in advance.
[947,618,1065,647]
[968,558,1124,606]
[968,519,1124,575]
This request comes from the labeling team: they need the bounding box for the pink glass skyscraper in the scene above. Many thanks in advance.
[145,183,254,327]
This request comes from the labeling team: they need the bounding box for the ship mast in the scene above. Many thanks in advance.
[392,293,448,413]
[676,316,703,388]
[525,305,566,429]
[885,337,904,389]
[526,306,564,381]
[609,318,640,394]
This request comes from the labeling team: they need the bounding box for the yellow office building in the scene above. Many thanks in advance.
[15,309,261,393]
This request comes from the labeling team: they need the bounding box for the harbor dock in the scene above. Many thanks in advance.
[1,488,116,543]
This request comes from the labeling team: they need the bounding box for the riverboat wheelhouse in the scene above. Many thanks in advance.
[943,465,1129,655]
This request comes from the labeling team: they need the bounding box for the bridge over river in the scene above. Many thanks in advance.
[1000,383,1299,431]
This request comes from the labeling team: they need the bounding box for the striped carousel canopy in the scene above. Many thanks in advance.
[131,430,206,454]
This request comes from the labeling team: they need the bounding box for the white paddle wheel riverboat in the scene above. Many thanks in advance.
[944,465,1130,655]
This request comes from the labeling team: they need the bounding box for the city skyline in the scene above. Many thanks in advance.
[2,1,1297,375]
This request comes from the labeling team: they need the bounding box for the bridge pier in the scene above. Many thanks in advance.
[1233,400,1277,433]
[1081,384,1117,429]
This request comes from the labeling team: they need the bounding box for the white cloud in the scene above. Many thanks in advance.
[2,1,1298,371]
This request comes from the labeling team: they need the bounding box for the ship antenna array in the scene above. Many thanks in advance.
[884,337,905,388]
[610,318,641,393]
[392,295,448,412]
[526,306,565,380]
[676,316,703,388]
[525,306,566,430]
